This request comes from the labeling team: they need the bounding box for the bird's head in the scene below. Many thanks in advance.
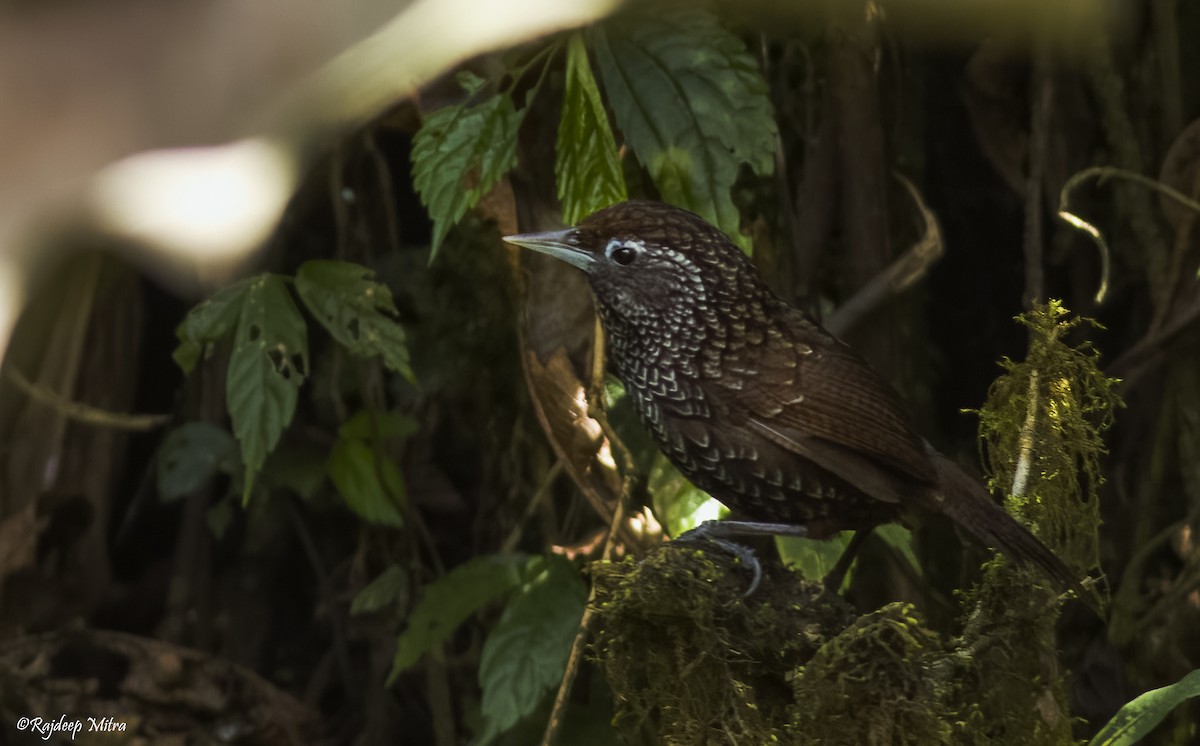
[503,201,768,326]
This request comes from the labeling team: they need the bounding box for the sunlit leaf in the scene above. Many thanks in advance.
[172,276,255,372]
[876,524,922,577]
[388,554,534,685]
[556,32,627,225]
[777,532,855,587]
[591,6,776,250]
[225,275,308,503]
[294,260,414,381]
[1089,669,1200,746]
[351,565,410,616]
[646,452,727,537]
[156,422,239,501]
[477,557,587,744]
[412,83,524,256]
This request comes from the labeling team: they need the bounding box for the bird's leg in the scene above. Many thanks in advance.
[674,520,809,596]
[823,527,874,592]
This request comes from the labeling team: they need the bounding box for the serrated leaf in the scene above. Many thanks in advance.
[388,554,534,685]
[351,565,410,616]
[173,276,256,373]
[226,275,308,503]
[294,260,414,381]
[1089,669,1200,746]
[328,437,407,527]
[777,532,855,587]
[412,86,524,256]
[647,452,727,538]
[477,557,587,744]
[556,32,627,225]
[591,7,776,250]
[156,422,239,501]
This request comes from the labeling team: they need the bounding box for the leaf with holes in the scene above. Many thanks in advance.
[477,557,587,744]
[591,7,776,250]
[388,554,534,685]
[556,32,627,225]
[156,422,239,501]
[226,274,308,503]
[412,84,524,257]
[295,260,414,381]
[173,276,256,373]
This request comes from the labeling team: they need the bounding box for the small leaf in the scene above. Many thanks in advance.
[261,441,328,500]
[591,7,776,250]
[351,565,410,616]
[556,32,627,224]
[412,83,525,256]
[206,498,234,539]
[225,275,308,503]
[388,554,534,685]
[294,260,414,380]
[477,557,587,744]
[156,422,238,501]
[338,408,419,441]
[1089,669,1200,746]
[777,532,855,587]
[173,276,256,372]
[647,453,728,538]
[327,437,406,527]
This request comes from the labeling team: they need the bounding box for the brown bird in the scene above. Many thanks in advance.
[505,200,1087,601]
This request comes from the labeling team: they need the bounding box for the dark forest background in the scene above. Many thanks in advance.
[1,0,1199,744]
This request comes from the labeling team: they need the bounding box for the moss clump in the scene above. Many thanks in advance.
[591,545,855,745]
[787,602,957,746]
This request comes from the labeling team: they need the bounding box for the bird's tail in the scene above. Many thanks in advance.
[929,452,1097,612]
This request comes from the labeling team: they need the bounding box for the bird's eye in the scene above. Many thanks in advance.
[606,239,640,266]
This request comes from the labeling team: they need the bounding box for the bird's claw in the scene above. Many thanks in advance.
[675,525,764,597]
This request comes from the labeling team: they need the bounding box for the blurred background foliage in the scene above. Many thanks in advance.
[2,0,1200,743]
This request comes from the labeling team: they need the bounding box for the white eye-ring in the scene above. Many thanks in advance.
[605,239,643,266]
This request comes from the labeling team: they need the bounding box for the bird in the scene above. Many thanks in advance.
[504,199,1089,603]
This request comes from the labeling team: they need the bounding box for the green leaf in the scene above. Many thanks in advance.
[173,276,255,372]
[875,524,922,577]
[1089,669,1200,746]
[556,32,627,225]
[338,408,419,441]
[156,422,239,501]
[327,437,407,527]
[294,260,414,380]
[777,532,855,587]
[412,82,524,256]
[351,565,410,616]
[261,441,328,500]
[647,452,727,537]
[225,275,308,503]
[591,7,776,250]
[207,497,235,539]
[388,554,533,685]
[478,557,587,744]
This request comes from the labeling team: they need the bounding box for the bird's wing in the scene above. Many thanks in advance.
[708,310,936,502]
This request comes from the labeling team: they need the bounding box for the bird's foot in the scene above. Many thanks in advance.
[674,520,810,597]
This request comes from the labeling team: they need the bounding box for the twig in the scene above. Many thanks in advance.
[540,487,626,746]
[2,363,170,430]
[501,459,564,553]
[825,173,943,337]
[1057,165,1200,305]
[1011,370,1041,499]
[1022,43,1052,309]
